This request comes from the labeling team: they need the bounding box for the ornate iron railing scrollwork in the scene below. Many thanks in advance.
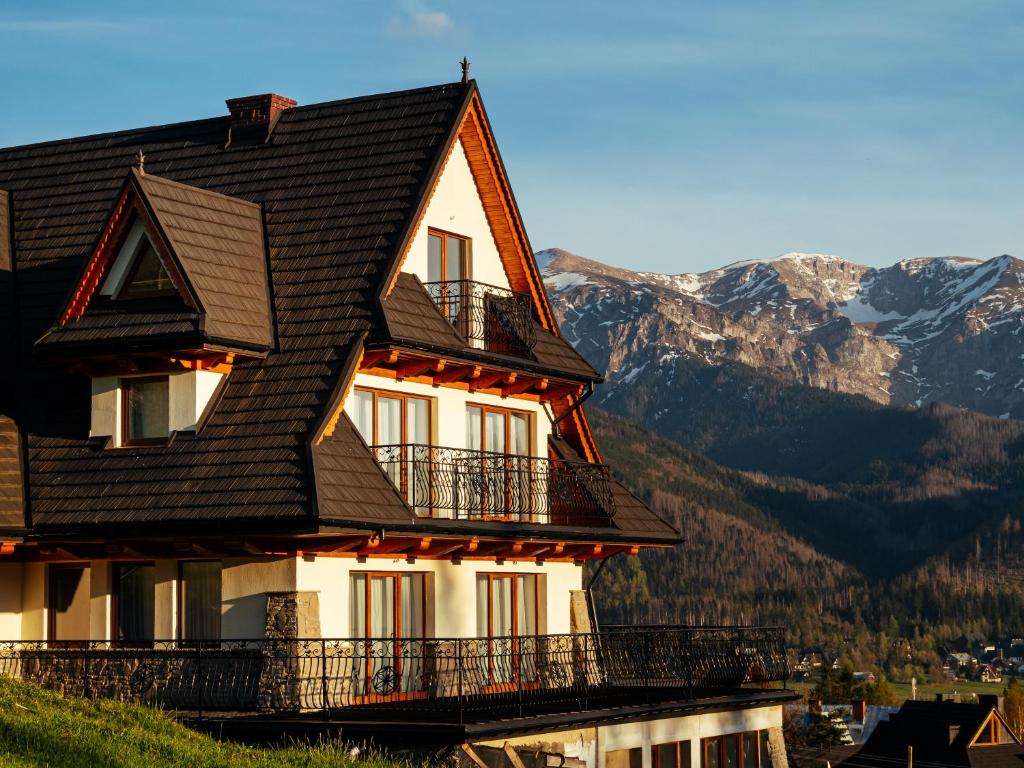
[371,444,615,525]
[0,627,788,720]
[424,280,537,357]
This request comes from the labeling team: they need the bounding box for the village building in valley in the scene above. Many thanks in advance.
[0,75,795,762]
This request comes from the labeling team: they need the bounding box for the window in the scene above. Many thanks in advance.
[349,572,425,638]
[465,405,530,456]
[122,376,169,445]
[655,742,692,768]
[702,732,769,768]
[179,561,221,641]
[348,388,430,447]
[476,573,538,638]
[112,563,156,645]
[465,405,532,520]
[348,388,432,512]
[605,749,643,768]
[349,572,426,698]
[117,238,176,299]
[48,565,90,643]
[427,229,469,283]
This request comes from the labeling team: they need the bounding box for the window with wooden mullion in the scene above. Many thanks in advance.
[350,387,431,512]
[465,404,532,520]
[475,573,539,686]
[701,731,769,768]
[428,229,471,334]
[349,572,426,698]
[654,741,692,768]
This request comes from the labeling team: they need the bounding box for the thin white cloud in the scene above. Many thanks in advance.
[0,18,136,36]
[386,7,453,38]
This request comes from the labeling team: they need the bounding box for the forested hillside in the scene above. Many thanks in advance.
[588,408,1024,672]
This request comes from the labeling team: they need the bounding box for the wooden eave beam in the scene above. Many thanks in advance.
[469,370,515,391]
[397,357,445,380]
[434,364,481,384]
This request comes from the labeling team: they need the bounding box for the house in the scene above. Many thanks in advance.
[981,665,1003,683]
[0,75,796,759]
[837,696,1023,768]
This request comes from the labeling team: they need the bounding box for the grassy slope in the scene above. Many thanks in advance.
[0,676,409,768]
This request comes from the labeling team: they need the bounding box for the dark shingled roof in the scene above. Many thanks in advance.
[35,168,271,355]
[839,701,1024,768]
[0,80,674,543]
[134,170,272,350]
[2,82,470,529]
[0,190,23,534]
[382,271,600,381]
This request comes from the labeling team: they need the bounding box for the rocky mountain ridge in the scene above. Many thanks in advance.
[538,248,1024,418]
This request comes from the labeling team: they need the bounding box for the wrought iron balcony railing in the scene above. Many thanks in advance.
[0,626,789,721]
[371,444,615,526]
[424,280,537,357]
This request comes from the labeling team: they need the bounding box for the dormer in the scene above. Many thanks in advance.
[34,166,273,446]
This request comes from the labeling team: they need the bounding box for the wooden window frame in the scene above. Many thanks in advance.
[354,387,434,513]
[478,572,540,638]
[110,561,157,648]
[701,731,767,768]
[120,375,170,447]
[350,570,428,640]
[654,741,692,768]
[465,402,533,455]
[350,571,429,704]
[177,559,222,644]
[353,387,433,447]
[427,228,472,283]
[478,572,541,688]
[466,403,534,520]
[114,233,177,300]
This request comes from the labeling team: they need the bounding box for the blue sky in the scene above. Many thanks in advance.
[1,0,1021,273]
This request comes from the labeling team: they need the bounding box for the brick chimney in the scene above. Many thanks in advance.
[225,93,296,147]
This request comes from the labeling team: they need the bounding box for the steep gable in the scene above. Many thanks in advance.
[37,168,271,355]
[0,82,469,529]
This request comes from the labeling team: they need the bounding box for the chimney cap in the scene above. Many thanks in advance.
[225,93,296,146]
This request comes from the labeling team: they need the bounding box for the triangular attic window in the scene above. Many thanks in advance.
[117,238,175,299]
[96,219,178,301]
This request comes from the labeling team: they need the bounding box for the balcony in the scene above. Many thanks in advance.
[424,280,537,358]
[0,627,790,722]
[371,444,616,526]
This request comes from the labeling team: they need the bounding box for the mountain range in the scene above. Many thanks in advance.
[539,248,1024,418]
[540,247,1024,657]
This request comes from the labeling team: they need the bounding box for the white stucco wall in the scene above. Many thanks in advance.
[90,377,118,438]
[20,563,45,641]
[11,554,582,642]
[346,372,553,457]
[92,370,225,442]
[88,560,110,641]
[402,139,510,290]
[482,706,785,768]
[221,557,296,639]
[296,555,581,638]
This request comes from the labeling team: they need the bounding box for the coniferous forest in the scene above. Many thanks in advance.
[587,385,1024,682]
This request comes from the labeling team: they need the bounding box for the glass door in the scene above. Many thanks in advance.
[466,406,532,520]
[476,574,538,686]
[350,573,425,697]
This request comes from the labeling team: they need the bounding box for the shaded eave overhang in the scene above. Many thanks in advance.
[32,332,270,360]
[365,337,602,385]
[196,689,800,745]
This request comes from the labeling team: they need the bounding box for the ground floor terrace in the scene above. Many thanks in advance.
[0,540,793,748]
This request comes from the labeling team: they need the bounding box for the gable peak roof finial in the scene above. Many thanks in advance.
[135,149,145,176]
[460,56,470,84]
